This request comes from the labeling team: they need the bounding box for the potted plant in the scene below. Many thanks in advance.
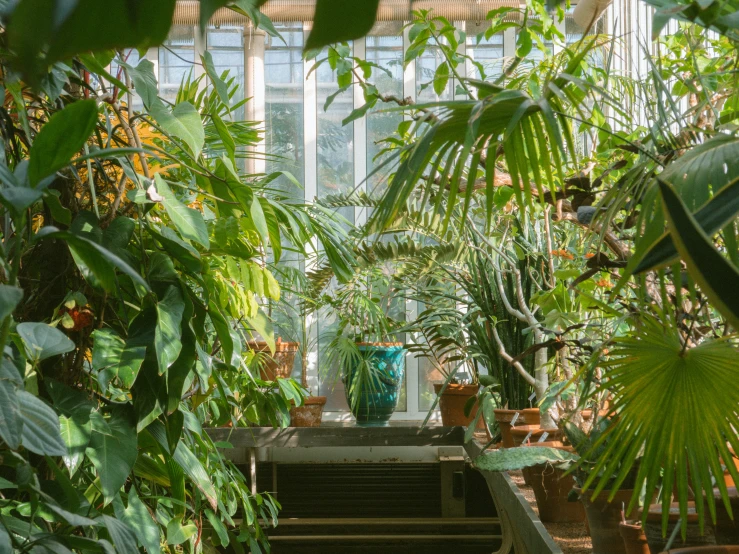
[321,274,407,426]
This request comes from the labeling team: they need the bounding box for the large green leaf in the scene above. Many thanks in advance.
[150,101,205,159]
[155,175,210,248]
[59,414,91,476]
[582,317,739,535]
[155,286,185,375]
[635,176,739,273]
[659,180,739,329]
[101,515,138,554]
[0,380,21,450]
[305,0,380,50]
[35,226,150,293]
[17,391,67,456]
[6,0,176,85]
[0,284,23,321]
[659,133,739,210]
[28,100,98,186]
[121,59,160,110]
[474,446,578,472]
[17,322,75,363]
[92,329,146,392]
[115,489,161,553]
[85,410,138,504]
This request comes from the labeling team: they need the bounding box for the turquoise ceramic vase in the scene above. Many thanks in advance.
[343,343,405,426]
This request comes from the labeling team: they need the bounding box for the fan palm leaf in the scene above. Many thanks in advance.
[581,315,739,536]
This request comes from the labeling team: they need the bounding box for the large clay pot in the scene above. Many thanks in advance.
[520,408,541,426]
[643,502,716,553]
[510,425,562,447]
[493,409,522,448]
[433,383,483,428]
[620,520,650,554]
[246,339,299,381]
[344,343,405,426]
[714,486,739,545]
[577,487,636,554]
[521,441,585,523]
[289,396,326,427]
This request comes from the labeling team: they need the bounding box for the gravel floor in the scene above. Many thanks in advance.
[509,471,593,554]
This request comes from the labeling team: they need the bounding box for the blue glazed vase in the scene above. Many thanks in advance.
[343,343,405,426]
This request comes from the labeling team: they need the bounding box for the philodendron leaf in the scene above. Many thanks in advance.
[17,391,67,456]
[659,180,739,330]
[115,489,161,553]
[635,175,739,273]
[28,99,98,186]
[17,322,75,363]
[0,380,21,450]
[154,175,210,248]
[59,414,91,475]
[473,446,578,472]
[150,101,205,158]
[101,515,138,554]
[85,410,138,505]
[92,329,146,392]
[155,286,185,375]
[0,284,23,321]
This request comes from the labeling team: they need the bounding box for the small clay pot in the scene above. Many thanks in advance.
[713,486,739,546]
[619,520,650,554]
[643,502,716,553]
[510,425,562,447]
[520,407,541,426]
[246,339,299,381]
[289,396,326,427]
[723,446,739,488]
[493,408,522,448]
[577,487,636,554]
[434,383,485,429]
[521,441,585,523]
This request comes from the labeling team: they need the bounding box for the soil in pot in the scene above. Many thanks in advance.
[246,338,299,381]
[493,408,522,448]
[289,396,327,427]
[712,486,739,546]
[521,441,585,523]
[577,487,636,554]
[344,343,405,426]
[643,502,716,553]
[620,520,650,554]
[433,383,486,431]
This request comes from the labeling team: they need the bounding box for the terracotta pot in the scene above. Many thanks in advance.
[521,441,585,523]
[434,383,485,429]
[643,502,716,553]
[620,520,650,554]
[577,487,636,554]
[520,407,541,426]
[493,408,522,448]
[510,425,562,447]
[289,396,326,427]
[246,339,299,381]
[712,487,739,546]
[723,446,739,488]
[662,546,739,554]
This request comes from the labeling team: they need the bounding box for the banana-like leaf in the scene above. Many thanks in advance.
[581,316,739,536]
[635,175,739,273]
[659,180,739,329]
[474,446,578,472]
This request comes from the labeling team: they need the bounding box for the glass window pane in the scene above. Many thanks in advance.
[466,21,504,81]
[159,25,195,103]
[207,26,245,120]
[316,43,355,411]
